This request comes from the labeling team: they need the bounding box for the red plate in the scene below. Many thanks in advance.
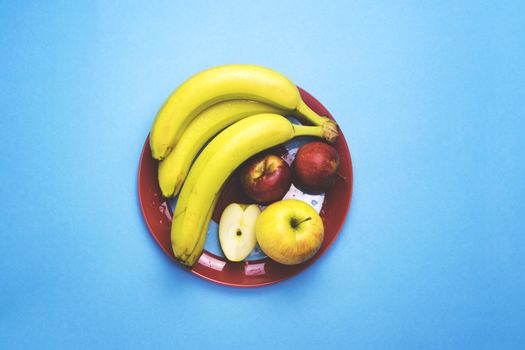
[138,88,353,287]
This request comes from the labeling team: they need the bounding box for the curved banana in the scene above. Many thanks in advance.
[171,113,333,266]
[150,64,338,160]
[158,100,284,198]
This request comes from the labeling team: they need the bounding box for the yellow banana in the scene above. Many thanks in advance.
[150,64,338,160]
[171,113,334,267]
[158,100,284,198]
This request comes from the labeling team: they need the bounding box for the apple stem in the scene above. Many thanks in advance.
[335,171,348,182]
[291,216,312,228]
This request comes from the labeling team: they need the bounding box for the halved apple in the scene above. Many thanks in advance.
[219,203,261,262]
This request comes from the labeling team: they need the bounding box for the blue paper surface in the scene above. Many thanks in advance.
[1,1,524,349]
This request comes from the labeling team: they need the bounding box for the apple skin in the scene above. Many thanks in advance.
[240,154,292,204]
[219,203,261,262]
[292,141,340,192]
[255,199,324,265]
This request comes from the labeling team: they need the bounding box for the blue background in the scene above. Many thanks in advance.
[1,1,524,349]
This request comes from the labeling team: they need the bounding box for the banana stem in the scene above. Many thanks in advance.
[293,123,338,143]
[295,100,339,143]
[295,100,328,125]
[292,124,326,139]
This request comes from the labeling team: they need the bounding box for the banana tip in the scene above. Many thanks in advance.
[150,144,171,161]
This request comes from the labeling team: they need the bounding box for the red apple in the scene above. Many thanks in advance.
[292,141,340,192]
[240,154,292,203]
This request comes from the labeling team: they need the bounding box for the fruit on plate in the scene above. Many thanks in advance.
[292,141,340,192]
[240,154,292,204]
[171,113,334,267]
[158,100,283,197]
[149,64,338,160]
[219,203,260,262]
[255,199,324,265]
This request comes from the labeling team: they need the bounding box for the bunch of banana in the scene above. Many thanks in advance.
[150,64,338,159]
[171,114,335,266]
[149,64,339,266]
[158,100,284,197]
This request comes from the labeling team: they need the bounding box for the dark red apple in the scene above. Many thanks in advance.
[240,154,292,203]
[292,141,340,192]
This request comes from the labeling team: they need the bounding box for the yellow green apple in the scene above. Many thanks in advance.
[255,199,324,265]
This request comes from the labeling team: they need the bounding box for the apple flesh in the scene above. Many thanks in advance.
[219,203,261,262]
[255,199,324,265]
[292,141,340,192]
[240,154,292,204]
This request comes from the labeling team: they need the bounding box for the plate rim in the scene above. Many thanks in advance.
[138,87,353,287]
